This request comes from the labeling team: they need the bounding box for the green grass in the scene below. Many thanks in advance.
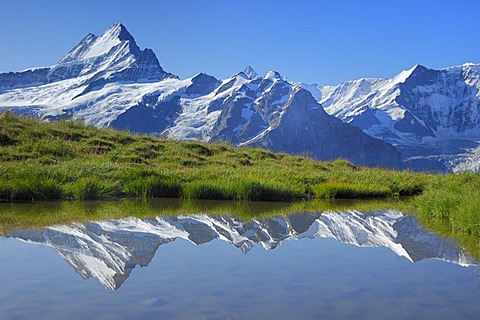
[412,172,480,235]
[0,111,426,203]
[0,197,408,236]
[0,111,480,243]
[67,177,117,200]
[123,175,182,198]
[313,181,392,198]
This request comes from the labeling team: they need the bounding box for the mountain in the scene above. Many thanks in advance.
[303,63,480,172]
[0,23,174,88]
[8,210,477,291]
[0,23,176,127]
[0,23,401,168]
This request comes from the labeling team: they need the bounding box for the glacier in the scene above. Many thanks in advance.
[303,63,480,171]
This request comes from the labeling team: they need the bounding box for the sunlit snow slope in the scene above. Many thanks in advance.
[303,64,480,171]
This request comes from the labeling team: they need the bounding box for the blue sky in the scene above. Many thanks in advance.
[1,0,479,85]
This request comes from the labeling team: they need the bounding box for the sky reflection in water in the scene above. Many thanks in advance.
[1,209,479,319]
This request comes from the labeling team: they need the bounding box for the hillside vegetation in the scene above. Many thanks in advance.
[0,112,425,201]
[0,112,479,238]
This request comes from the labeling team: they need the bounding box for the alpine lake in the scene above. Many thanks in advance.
[0,198,479,320]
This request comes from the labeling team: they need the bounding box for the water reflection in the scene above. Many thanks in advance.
[7,210,477,291]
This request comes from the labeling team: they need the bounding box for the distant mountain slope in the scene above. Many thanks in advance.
[303,63,480,171]
[0,23,401,168]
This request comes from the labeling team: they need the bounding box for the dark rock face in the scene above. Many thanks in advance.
[0,68,50,90]
[392,110,436,139]
[395,65,480,134]
[245,88,401,167]
[185,73,221,96]
[209,83,269,145]
[205,73,401,167]
[110,95,182,134]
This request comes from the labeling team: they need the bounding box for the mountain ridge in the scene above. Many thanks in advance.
[0,23,401,168]
[302,62,480,171]
[2,23,479,170]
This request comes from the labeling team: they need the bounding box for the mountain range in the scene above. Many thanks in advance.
[1,23,479,171]
[303,63,480,171]
[8,210,477,291]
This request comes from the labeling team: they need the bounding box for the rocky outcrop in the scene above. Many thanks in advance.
[243,88,401,167]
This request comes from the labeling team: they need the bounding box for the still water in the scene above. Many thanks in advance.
[0,202,479,319]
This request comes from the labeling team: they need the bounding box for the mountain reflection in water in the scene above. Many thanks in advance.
[8,210,477,291]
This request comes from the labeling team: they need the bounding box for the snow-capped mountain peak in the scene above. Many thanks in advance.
[46,22,176,86]
[107,22,136,41]
[58,23,138,64]
[264,70,284,81]
[302,62,480,172]
[390,64,424,85]
[444,63,480,89]
[444,62,480,72]
[243,65,260,80]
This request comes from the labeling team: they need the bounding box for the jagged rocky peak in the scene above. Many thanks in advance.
[392,64,444,89]
[243,65,260,80]
[0,24,158,89]
[110,22,136,42]
[446,62,480,87]
[59,23,138,64]
[190,72,219,84]
[402,64,439,84]
[311,62,480,171]
[290,86,323,110]
[185,72,220,96]
[233,66,260,81]
[461,62,480,75]
[390,64,424,84]
[264,70,283,81]
[51,22,176,83]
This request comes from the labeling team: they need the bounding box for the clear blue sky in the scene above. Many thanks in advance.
[1,0,479,85]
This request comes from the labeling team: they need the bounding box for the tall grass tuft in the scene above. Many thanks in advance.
[413,174,480,235]
[234,180,301,202]
[8,176,63,201]
[69,177,117,200]
[182,181,231,200]
[123,176,182,198]
[313,181,391,199]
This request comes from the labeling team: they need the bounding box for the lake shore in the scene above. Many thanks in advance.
[1,112,479,239]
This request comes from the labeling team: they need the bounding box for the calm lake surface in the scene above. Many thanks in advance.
[0,200,479,319]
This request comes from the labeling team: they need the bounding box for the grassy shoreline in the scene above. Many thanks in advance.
[0,198,477,259]
[0,198,409,235]
[1,112,479,238]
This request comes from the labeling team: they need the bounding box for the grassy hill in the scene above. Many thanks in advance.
[0,111,479,238]
[0,111,425,201]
